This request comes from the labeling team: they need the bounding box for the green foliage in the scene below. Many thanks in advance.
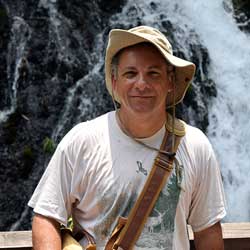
[0,7,8,31]
[21,145,34,178]
[42,137,55,154]
[0,8,6,19]
[23,145,33,160]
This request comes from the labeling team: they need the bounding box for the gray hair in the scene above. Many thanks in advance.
[111,43,175,80]
[111,52,120,80]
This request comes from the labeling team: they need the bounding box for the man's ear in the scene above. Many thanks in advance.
[111,74,117,98]
[167,71,175,92]
[111,74,116,90]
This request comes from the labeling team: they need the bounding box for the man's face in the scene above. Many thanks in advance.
[112,43,172,116]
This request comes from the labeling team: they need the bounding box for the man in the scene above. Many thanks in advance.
[28,26,226,250]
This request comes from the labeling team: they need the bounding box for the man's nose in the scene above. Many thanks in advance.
[134,73,149,90]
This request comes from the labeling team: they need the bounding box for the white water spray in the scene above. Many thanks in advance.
[52,32,105,142]
[38,0,90,64]
[0,16,31,122]
[170,0,250,222]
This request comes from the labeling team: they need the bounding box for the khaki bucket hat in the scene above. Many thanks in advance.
[105,25,196,107]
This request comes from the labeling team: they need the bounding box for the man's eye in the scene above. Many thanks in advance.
[149,71,160,77]
[124,71,136,78]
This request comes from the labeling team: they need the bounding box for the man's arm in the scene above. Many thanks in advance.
[32,213,61,250]
[193,221,224,250]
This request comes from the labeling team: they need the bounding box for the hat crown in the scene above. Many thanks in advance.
[128,26,173,54]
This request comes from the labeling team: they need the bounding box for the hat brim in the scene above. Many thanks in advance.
[105,29,196,107]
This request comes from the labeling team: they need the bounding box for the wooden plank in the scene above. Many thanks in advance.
[0,231,32,249]
[0,248,31,250]
[222,222,250,239]
[1,223,250,249]
[188,222,250,240]
[189,223,250,250]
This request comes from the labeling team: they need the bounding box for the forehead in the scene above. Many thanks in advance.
[116,43,167,66]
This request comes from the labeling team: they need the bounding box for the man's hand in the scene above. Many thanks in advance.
[194,221,224,250]
[32,213,61,250]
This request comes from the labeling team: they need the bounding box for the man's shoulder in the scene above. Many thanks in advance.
[184,123,206,137]
[183,123,212,150]
[180,123,216,167]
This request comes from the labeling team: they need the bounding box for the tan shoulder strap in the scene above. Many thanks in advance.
[111,121,185,250]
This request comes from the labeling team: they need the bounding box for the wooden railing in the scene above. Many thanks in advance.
[188,222,250,250]
[1,223,250,249]
[0,230,32,250]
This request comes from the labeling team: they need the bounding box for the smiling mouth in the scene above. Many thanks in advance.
[131,96,154,98]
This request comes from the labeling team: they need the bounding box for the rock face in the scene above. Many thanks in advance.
[232,0,250,33]
[0,0,125,231]
[1,0,248,231]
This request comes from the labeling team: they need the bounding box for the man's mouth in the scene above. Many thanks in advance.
[130,95,154,98]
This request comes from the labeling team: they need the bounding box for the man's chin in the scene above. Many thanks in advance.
[130,105,155,114]
[126,98,153,111]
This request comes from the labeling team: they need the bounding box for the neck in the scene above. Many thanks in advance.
[116,109,166,138]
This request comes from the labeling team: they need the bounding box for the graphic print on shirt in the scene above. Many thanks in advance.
[136,161,148,176]
[136,165,183,250]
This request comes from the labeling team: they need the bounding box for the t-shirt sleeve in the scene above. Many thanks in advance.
[28,146,73,226]
[187,137,226,232]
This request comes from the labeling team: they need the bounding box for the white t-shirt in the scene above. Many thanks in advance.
[28,111,226,250]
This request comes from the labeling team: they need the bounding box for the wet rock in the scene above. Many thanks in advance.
[0,0,126,231]
[0,3,10,109]
[231,0,250,33]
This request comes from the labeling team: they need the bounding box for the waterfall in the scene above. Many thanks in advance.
[169,0,250,222]
[1,0,249,231]
[183,1,250,221]
[38,0,108,142]
[38,0,89,63]
[52,54,103,142]
[0,16,31,122]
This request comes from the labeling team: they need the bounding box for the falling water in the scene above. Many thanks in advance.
[38,0,89,63]
[0,16,31,122]
[3,0,249,229]
[181,0,250,221]
[38,0,107,142]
